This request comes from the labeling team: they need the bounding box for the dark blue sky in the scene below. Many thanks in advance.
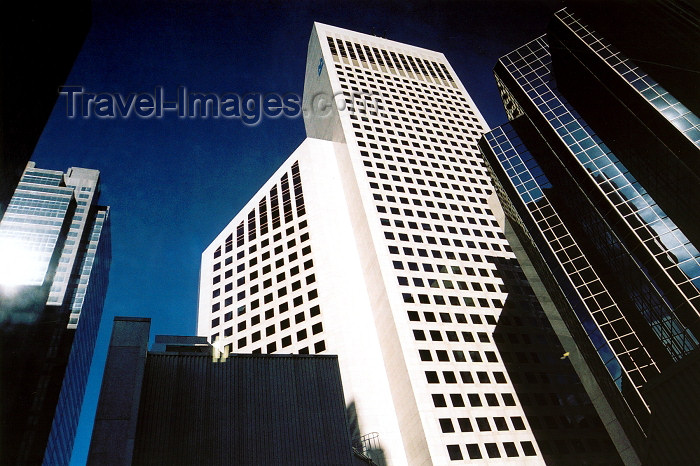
[30,0,558,463]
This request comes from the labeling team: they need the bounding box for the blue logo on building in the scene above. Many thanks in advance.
[318,57,324,76]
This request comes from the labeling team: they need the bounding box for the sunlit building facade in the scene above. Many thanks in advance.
[198,23,619,465]
[479,7,700,464]
[0,162,111,465]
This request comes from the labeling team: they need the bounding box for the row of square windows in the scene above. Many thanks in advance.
[359,136,479,158]
[349,109,482,143]
[350,124,485,169]
[210,258,313,311]
[431,391,514,409]
[414,328,491,344]
[399,276,502,293]
[439,415,525,434]
[213,217,309,266]
[403,292,503,309]
[426,369,505,385]
[219,338,327,356]
[211,287,317,329]
[394,260,499,280]
[360,144,486,174]
[446,441,537,461]
[378,204,500,230]
[334,68,477,124]
[234,321,323,349]
[384,226,505,250]
[389,243,508,261]
[335,64,471,104]
[360,149,487,179]
[212,303,321,331]
[349,111,484,154]
[232,272,316,301]
[408,310,497,326]
[213,254,313,290]
[327,37,454,85]
[374,194,495,221]
[219,223,310,264]
[349,102,481,141]
[419,348,499,364]
[373,185,492,212]
[336,69,470,110]
[359,145,488,178]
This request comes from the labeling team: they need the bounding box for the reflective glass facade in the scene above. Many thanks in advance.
[480,7,700,464]
[0,163,110,465]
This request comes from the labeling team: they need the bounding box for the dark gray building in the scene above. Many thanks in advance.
[88,317,367,465]
[479,5,700,465]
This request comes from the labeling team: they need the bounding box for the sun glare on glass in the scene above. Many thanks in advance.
[0,237,48,288]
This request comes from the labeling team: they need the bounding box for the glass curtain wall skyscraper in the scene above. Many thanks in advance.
[198,23,618,465]
[0,162,111,465]
[479,6,700,464]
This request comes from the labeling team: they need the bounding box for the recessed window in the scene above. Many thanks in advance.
[439,418,455,433]
[450,394,465,407]
[446,445,462,460]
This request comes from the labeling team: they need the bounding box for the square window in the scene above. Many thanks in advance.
[312,322,323,334]
[439,418,455,433]
[446,444,462,460]
[282,335,292,347]
[413,329,426,341]
[297,329,307,341]
[314,340,326,353]
[468,394,482,407]
[476,417,490,431]
[425,371,439,383]
[453,350,466,362]
[267,342,277,353]
[436,350,449,361]
[466,444,482,459]
[432,394,447,407]
[442,371,457,383]
[521,441,536,456]
[485,394,499,406]
[494,417,508,431]
[503,442,518,457]
[511,417,525,430]
[457,418,472,432]
[460,371,474,383]
[502,393,516,406]
[419,350,432,361]
[485,443,500,458]
[450,394,465,407]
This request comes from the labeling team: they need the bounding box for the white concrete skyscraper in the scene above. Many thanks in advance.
[199,23,617,465]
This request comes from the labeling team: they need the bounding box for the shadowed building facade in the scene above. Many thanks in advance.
[480,6,700,464]
[87,317,364,465]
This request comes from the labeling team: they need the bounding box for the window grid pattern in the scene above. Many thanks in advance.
[324,32,545,461]
[0,171,74,286]
[555,8,700,148]
[484,126,658,401]
[498,36,700,329]
[206,162,325,357]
